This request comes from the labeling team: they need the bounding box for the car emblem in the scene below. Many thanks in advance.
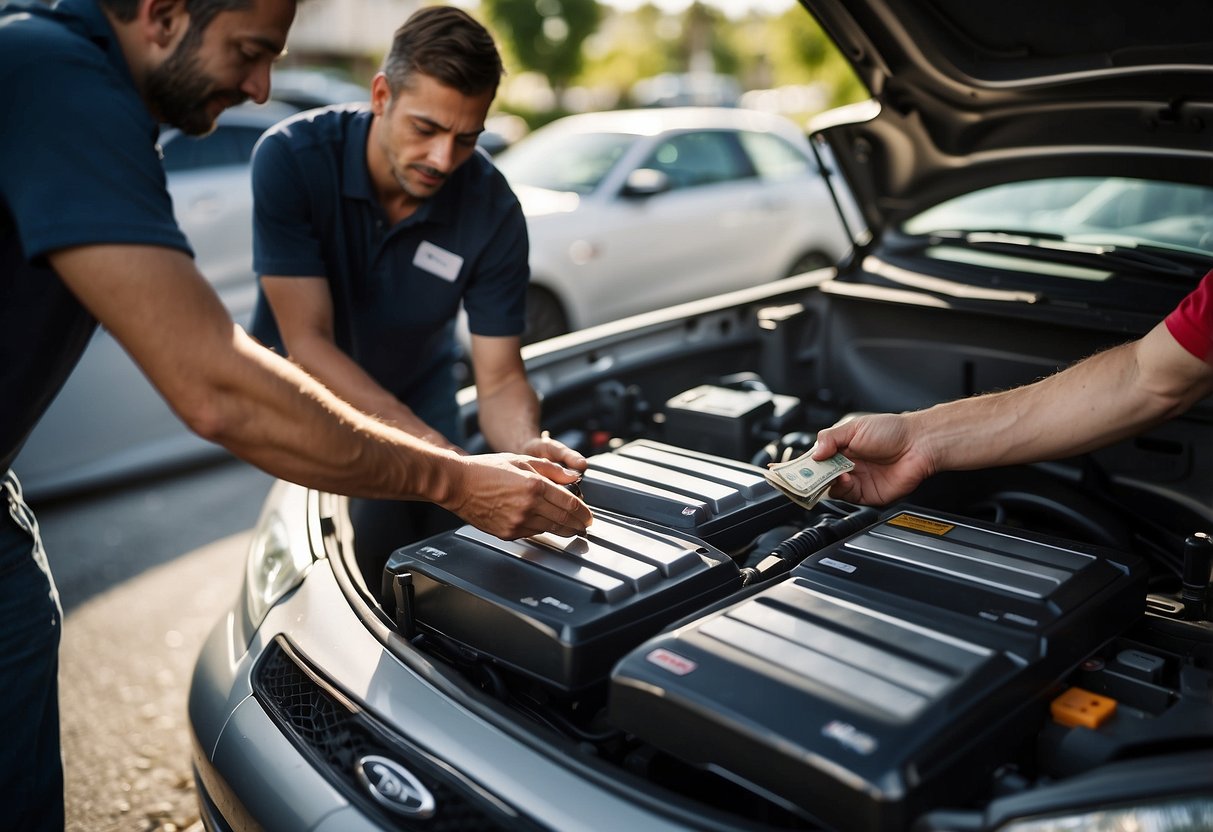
[355,755,436,818]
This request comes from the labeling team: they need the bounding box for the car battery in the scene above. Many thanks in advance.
[383,511,741,692]
[576,439,800,554]
[609,507,1147,832]
[662,384,798,460]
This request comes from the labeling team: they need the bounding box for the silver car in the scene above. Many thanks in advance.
[188,0,1213,828]
[494,107,851,342]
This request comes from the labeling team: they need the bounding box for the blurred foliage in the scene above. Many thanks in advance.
[278,1,867,144]
[576,3,682,91]
[763,4,866,107]
[472,0,867,129]
[483,0,603,91]
[295,1,865,127]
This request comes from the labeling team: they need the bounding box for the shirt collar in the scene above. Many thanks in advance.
[341,109,377,204]
[55,0,139,92]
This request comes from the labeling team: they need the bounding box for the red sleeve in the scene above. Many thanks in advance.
[1164,270,1213,363]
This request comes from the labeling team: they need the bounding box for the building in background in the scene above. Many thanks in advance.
[283,0,421,77]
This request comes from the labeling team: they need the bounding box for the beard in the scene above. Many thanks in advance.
[144,28,245,136]
[390,164,445,202]
[379,122,445,202]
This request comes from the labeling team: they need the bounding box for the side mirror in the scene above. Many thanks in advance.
[621,168,671,198]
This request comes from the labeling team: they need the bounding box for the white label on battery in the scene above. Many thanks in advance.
[820,557,856,573]
[822,720,878,755]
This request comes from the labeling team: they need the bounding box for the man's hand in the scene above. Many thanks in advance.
[518,432,589,473]
[443,453,592,539]
[811,414,935,506]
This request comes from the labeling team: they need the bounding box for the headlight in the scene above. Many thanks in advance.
[244,488,314,630]
[998,796,1213,832]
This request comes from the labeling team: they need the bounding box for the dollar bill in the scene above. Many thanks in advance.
[763,476,827,511]
[764,450,854,509]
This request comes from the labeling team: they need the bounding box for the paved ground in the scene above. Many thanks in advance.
[33,459,273,832]
[58,532,250,832]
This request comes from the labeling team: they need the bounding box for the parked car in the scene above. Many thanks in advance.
[630,72,743,108]
[493,107,852,342]
[189,1,1213,828]
[264,67,371,112]
[14,77,368,500]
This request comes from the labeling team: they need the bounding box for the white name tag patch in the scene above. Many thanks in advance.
[413,241,463,283]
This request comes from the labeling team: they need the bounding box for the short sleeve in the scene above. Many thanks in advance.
[461,197,530,337]
[251,128,327,278]
[1164,270,1213,363]
[0,41,189,259]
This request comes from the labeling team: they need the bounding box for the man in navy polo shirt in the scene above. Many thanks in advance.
[250,6,587,584]
[0,0,590,826]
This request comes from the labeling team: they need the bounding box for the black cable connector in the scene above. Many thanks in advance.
[741,507,879,585]
[1180,532,1213,621]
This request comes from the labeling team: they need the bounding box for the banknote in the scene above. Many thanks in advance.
[764,450,854,509]
[763,475,827,510]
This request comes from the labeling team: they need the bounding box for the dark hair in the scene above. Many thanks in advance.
[382,6,503,97]
[100,0,252,31]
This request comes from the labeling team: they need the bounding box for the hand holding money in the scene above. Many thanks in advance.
[764,449,854,510]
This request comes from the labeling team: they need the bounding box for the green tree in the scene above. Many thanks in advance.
[680,2,738,76]
[577,5,680,95]
[484,0,603,94]
[765,5,865,108]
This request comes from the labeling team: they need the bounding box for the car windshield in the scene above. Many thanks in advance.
[902,177,1213,261]
[495,129,637,194]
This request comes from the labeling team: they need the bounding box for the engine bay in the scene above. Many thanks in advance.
[375,375,1213,830]
[339,253,1213,832]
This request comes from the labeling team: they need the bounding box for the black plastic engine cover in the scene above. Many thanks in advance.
[577,439,799,553]
[383,511,741,691]
[609,507,1148,832]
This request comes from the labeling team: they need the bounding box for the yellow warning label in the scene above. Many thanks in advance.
[887,513,955,535]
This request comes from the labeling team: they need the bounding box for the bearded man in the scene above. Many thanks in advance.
[0,1,590,826]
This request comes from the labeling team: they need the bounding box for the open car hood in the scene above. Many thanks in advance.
[802,0,1213,232]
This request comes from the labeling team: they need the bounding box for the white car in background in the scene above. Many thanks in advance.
[494,107,852,342]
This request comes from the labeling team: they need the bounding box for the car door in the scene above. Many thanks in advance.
[569,128,773,325]
[734,128,844,274]
[162,122,268,326]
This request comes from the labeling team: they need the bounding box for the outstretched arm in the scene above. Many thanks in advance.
[814,321,1213,505]
[49,244,591,538]
[258,274,462,452]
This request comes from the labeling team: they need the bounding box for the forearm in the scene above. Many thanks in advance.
[476,376,543,453]
[49,245,465,504]
[916,330,1206,473]
[195,328,469,501]
[285,336,461,452]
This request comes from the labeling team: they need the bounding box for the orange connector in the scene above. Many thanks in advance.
[1050,686,1117,729]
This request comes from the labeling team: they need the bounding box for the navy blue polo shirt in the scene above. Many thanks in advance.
[250,105,528,439]
[0,0,190,474]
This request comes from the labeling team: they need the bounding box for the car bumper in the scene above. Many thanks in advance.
[188,557,695,832]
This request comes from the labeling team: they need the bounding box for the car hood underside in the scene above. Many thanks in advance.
[801,0,1213,229]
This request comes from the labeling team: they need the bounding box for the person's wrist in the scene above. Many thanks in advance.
[517,433,546,455]
[412,445,465,508]
[903,408,945,475]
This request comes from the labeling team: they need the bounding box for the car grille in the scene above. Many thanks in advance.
[253,636,545,831]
